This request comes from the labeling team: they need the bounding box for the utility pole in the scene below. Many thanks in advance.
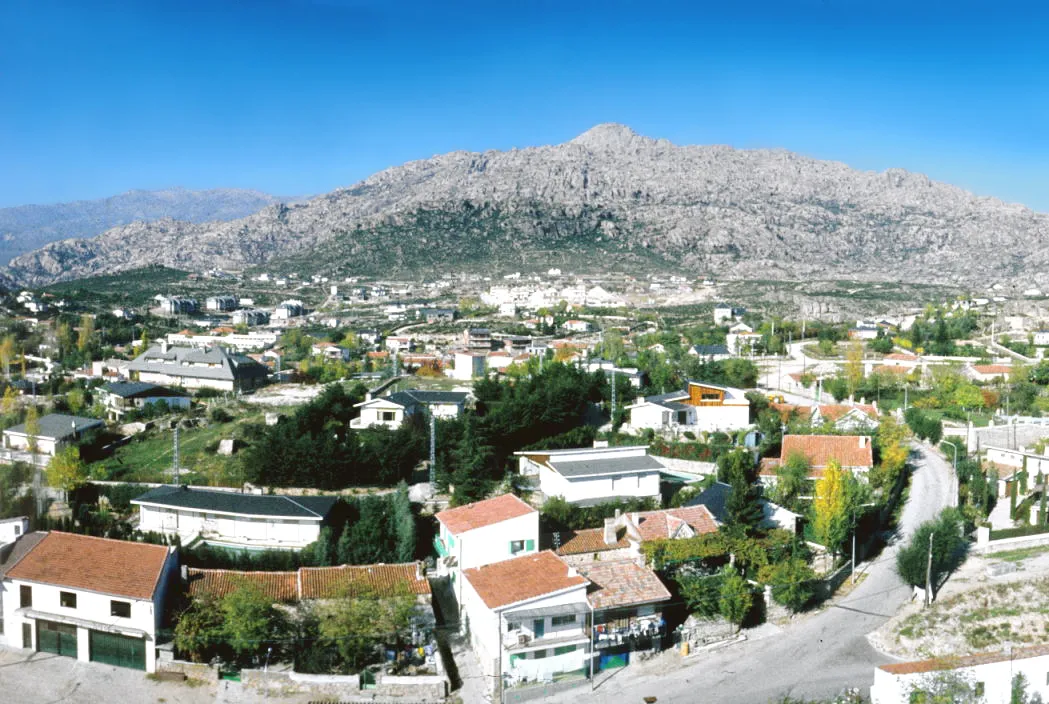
[173,424,180,487]
[925,531,936,607]
[610,368,616,421]
[429,410,436,486]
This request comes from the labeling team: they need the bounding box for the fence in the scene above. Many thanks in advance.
[974,524,1049,554]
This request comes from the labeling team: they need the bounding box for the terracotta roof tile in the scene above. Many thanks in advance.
[885,353,918,361]
[818,404,878,422]
[770,402,813,421]
[633,507,719,541]
[187,568,298,602]
[872,364,910,375]
[577,560,671,610]
[7,532,171,600]
[973,364,1012,375]
[777,434,874,471]
[463,551,587,609]
[879,644,1049,676]
[554,528,628,556]
[436,494,536,535]
[300,564,429,599]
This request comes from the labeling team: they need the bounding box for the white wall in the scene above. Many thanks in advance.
[871,653,1049,704]
[627,402,750,433]
[536,466,660,503]
[351,401,405,429]
[986,447,1049,476]
[137,505,321,548]
[2,577,163,672]
[137,371,235,392]
[0,518,28,545]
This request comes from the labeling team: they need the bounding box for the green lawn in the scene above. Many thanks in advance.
[985,545,1049,563]
[96,406,266,485]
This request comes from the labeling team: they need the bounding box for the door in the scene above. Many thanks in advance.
[22,623,31,649]
[37,620,77,658]
[533,618,545,638]
[89,630,146,671]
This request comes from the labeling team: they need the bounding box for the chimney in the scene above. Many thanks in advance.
[180,565,189,582]
[860,436,868,448]
[603,516,618,545]
[415,561,424,581]
[160,339,168,354]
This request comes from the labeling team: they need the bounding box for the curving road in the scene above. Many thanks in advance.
[542,443,954,704]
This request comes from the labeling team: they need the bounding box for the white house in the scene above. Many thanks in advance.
[562,320,591,333]
[726,324,762,356]
[132,485,338,549]
[310,341,351,361]
[983,446,1049,478]
[0,517,28,549]
[1034,330,1049,346]
[713,304,744,325]
[515,445,663,504]
[205,296,237,312]
[351,390,470,429]
[0,531,178,672]
[452,352,487,380]
[433,494,539,610]
[870,646,1049,704]
[625,381,751,434]
[2,413,105,457]
[461,550,591,692]
[97,382,191,420]
[688,344,731,361]
[129,342,269,392]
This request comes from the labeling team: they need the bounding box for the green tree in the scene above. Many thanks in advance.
[761,557,816,613]
[676,570,724,619]
[774,451,810,509]
[895,508,967,599]
[718,565,753,633]
[0,335,16,379]
[77,314,95,354]
[67,387,87,415]
[24,405,40,455]
[844,340,864,393]
[908,670,984,703]
[221,582,287,665]
[47,446,88,500]
[318,585,416,673]
[722,450,763,533]
[173,593,225,663]
[1,386,18,416]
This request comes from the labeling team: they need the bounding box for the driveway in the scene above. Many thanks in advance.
[541,443,954,704]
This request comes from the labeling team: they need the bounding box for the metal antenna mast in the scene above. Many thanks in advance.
[173,424,180,486]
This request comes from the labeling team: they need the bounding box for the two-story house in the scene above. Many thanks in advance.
[350,390,470,430]
[461,550,591,691]
[624,381,751,434]
[759,434,874,484]
[97,382,191,420]
[433,494,539,611]
[0,532,178,672]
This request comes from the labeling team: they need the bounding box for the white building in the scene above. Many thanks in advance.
[562,320,591,333]
[625,381,751,434]
[726,323,762,355]
[97,382,191,420]
[515,445,663,504]
[2,414,105,457]
[351,390,469,430]
[452,352,487,380]
[0,517,28,548]
[870,647,1049,704]
[0,531,178,672]
[461,550,591,691]
[163,330,279,352]
[1034,330,1049,346]
[310,342,351,361]
[132,486,338,549]
[129,342,269,392]
[205,296,237,312]
[433,494,539,610]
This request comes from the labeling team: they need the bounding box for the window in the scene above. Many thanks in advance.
[380,411,396,422]
[110,600,131,618]
[532,649,548,659]
[13,524,20,536]
[60,591,77,609]
[509,539,535,555]
[506,621,517,633]
[551,615,576,627]
[19,585,31,608]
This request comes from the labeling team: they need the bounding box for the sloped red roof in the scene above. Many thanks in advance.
[187,568,298,602]
[777,434,874,470]
[818,404,878,422]
[300,564,429,599]
[633,506,719,541]
[973,364,1011,375]
[436,493,536,535]
[463,551,587,609]
[7,532,170,600]
[554,528,629,556]
[879,644,1049,676]
[577,559,671,610]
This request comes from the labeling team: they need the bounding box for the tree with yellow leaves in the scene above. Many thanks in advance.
[876,415,910,488]
[47,446,88,502]
[1,386,18,416]
[845,340,865,394]
[24,405,40,455]
[77,314,95,353]
[812,459,850,556]
[0,335,15,379]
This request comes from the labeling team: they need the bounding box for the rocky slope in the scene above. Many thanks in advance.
[7,124,1049,287]
[0,187,283,265]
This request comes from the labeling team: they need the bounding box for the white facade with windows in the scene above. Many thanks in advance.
[516,446,663,504]
[871,650,1049,704]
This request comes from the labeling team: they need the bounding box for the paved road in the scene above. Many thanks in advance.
[542,443,954,704]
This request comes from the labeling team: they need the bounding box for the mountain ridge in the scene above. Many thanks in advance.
[6,124,1047,288]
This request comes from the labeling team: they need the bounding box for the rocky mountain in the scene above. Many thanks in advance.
[8,124,1049,287]
[0,187,283,265]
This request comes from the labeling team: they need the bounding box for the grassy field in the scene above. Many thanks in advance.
[97,404,267,486]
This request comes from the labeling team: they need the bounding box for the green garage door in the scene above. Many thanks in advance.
[89,630,146,671]
[37,620,78,658]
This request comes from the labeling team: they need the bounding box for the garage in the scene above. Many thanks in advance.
[37,620,77,658]
[89,630,146,671]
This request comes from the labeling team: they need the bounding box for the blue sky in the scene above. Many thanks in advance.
[3,0,1049,209]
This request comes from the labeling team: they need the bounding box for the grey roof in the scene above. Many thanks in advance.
[101,381,190,399]
[129,344,268,382]
[548,455,665,479]
[4,413,104,440]
[0,532,47,578]
[386,390,470,407]
[691,344,730,356]
[132,485,338,519]
[633,390,689,411]
[689,481,732,524]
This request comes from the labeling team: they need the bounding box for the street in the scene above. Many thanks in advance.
[541,443,954,704]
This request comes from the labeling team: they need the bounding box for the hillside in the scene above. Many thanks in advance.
[0,187,283,265]
[7,124,1048,287]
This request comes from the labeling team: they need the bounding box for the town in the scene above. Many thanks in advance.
[1,265,1049,703]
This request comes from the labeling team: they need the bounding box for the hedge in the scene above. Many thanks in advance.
[989,523,1049,541]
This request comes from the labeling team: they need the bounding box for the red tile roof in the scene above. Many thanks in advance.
[6,532,171,600]
[879,644,1049,676]
[577,560,671,610]
[872,365,910,375]
[555,528,629,556]
[187,568,298,602]
[463,551,587,609]
[300,564,430,599]
[770,402,813,421]
[436,493,536,535]
[777,434,874,471]
[186,563,429,602]
[633,506,719,541]
[885,353,918,361]
[818,404,878,422]
[973,364,1012,375]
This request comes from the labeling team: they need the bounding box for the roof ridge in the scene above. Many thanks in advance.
[279,495,324,518]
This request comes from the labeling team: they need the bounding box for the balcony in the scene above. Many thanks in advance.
[503,629,590,652]
[433,535,449,558]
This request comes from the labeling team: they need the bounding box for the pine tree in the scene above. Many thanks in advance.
[725,451,764,533]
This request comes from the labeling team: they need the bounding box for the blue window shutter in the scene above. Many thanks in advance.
[525,539,535,551]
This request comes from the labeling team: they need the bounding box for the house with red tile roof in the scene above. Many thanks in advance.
[576,559,670,654]
[812,403,880,432]
[186,562,430,603]
[870,645,1049,704]
[461,551,591,691]
[434,494,540,612]
[0,532,178,672]
[552,506,720,565]
[966,363,1013,383]
[760,434,875,483]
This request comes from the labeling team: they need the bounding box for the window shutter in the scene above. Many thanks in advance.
[525,539,535,551]
[509,541,514,554]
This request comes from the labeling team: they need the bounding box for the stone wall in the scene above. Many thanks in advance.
[238,669,447,701]
[973,525,1049,554]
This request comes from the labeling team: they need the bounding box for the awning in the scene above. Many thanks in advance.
[18,609,150,640]
[504,602,590,620]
